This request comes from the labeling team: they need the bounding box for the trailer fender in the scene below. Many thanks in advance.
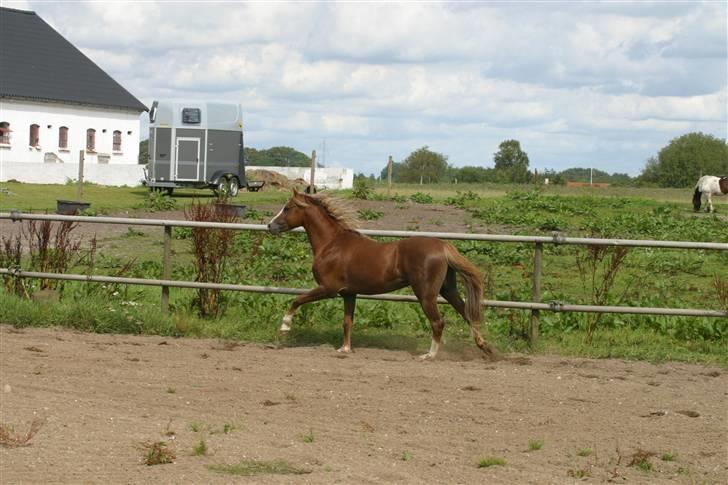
[209,171,233,185]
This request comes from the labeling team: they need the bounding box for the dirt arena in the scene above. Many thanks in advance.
[0,325,725,484]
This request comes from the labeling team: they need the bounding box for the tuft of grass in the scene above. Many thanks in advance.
[166,386,176,394]
[193,438,208,456]
[0,418,45,448]
[528,439,544,451]
[402,451,413,461]
[301,429,315,443]
[208,459,311,476]
[567,468,591,478]
[628,449,654,472]
[357,208,384,221]
[661,451,676,461]
[188,421,203,433]
[477,456,506,468]
[140,440,175,465]
[577,448,593,457]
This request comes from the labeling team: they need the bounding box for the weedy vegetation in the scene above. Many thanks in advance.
[0,418,45,448]
[528,439,544,451]
[1,184,726,364]
[478,456,506,468]
[207,459,311,476]
[140,440,175,465]
[193,438,208,456]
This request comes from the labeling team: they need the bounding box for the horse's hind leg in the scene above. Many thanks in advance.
[417,294,445,360]
[439,269,489,352]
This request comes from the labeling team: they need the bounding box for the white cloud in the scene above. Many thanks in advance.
[17,0,728,176]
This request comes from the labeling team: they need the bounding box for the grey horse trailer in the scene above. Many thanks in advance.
[144,100,254,196]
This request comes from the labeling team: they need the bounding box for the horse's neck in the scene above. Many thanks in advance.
[302,208,342,255]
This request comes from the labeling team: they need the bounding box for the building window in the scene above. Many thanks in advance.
[0,122,10,145]
[59,126,69,149]
[86,128,96,152]
[29,124,40,147]
[113,130,122,151]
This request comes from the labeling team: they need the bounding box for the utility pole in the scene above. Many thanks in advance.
[309,149,316,193]
[387,155,393,196]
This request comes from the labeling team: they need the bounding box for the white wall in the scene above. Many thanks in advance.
[0,98,143,185]
[247,166,354,190]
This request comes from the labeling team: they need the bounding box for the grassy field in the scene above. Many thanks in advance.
[1,180,726,365]
[0,180,287,213]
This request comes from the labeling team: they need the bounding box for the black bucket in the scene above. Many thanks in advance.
[56,200,91,215]
[217,204,247,218]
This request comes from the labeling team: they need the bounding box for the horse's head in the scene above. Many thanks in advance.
[268,188,308,235]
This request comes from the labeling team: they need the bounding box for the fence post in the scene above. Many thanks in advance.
[161,225,172,314]
[77,150,85,201]
[529,242,543,345]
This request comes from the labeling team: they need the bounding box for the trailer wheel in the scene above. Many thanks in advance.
[227,177,240,197]
[215,178,232,198]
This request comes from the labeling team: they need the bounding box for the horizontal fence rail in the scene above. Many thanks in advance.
[0,269,724,318]
[2,211,728,250]
[1,211,726,344]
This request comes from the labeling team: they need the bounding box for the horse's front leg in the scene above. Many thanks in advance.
[338,294,357,353]
[280,285,335,333]
[706,193,714,213]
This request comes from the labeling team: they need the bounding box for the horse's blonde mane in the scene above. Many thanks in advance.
[297,193,359,230]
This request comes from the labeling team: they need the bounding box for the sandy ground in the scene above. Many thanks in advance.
[1,325,726,484]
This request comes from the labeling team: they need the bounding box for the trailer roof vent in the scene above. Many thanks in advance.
[182,108,201,124]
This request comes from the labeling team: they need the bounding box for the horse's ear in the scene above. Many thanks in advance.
[292,187,299,196]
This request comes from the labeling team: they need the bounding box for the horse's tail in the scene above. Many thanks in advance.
[443,243,483,324]
[692,185,702,211]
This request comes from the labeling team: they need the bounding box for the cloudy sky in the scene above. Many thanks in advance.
[6,0,727,176]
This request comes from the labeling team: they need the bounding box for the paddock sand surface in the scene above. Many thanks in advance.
[0,325,726,484]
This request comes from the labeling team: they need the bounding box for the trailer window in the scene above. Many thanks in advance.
[182,108,201,124]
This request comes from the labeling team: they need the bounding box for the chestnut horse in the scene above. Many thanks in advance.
[267,189,494,360]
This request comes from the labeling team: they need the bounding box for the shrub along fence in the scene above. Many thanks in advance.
[1,211,726,344]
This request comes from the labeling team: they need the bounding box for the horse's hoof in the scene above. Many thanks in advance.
[419,352,435,361]
[337,346,351,353]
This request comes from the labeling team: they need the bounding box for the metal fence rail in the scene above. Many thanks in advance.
[1,212,726,344]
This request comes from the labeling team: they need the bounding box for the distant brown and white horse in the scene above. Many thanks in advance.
[267,189,494,360]
[693,175,728,213]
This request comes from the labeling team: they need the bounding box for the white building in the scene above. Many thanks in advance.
[0,7,147,186]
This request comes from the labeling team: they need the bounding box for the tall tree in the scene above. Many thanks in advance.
[244,146,312,167]
[646,132,728,187]
[494,139,530,183]
[138,139,149,164]
[399,146,449,184]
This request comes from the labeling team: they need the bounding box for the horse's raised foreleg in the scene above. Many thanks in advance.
[338,294,357,353]
[280,285,335,333]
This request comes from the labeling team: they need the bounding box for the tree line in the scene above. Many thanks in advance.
[140,131,726,188]
[367,132,727,188]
